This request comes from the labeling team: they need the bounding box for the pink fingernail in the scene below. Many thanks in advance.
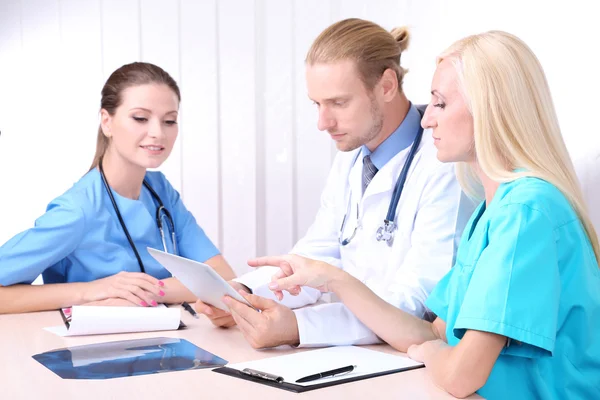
[268,282,279,290]
[159,290,165,296]
[151,300,158,306]
[141,301,148,307]
[158,281,165,287]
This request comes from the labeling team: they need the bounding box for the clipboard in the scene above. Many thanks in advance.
[212,346,424,393]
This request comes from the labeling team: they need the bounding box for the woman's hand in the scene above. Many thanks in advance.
[81,298,139,307]
[83,271,165,307]
[247,254,341,301]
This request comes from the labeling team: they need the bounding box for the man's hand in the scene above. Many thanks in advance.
[223,290,300,349]
[195,281,251,328]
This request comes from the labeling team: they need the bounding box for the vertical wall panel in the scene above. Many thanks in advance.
[401,0,448,105]
[262,0,295,256]
[333,0,368,20]
[364,0,409,30]
[0,0,25,245]
[218,0,257,273]
[101,0,140,77]
[16,0,62,226]
[58,0,103,178]
[180,0,222,250]
[140,0,182,192]
[293,0,334,241]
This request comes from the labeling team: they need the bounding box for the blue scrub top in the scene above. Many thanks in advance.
[0,169,220,285]
[426,177,600,400]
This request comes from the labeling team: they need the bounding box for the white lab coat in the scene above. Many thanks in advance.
[237,132,476,347]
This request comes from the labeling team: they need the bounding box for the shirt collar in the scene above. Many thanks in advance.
[361,103,422,170]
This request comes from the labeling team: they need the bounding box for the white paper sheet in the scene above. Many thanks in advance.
[227,345,423,386]
[44,305,181,337]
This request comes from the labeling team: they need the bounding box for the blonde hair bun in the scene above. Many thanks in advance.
[390,26,410,52]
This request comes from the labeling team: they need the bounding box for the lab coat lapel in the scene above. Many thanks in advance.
[363,143,424,201]
[348,152,364,205]
[361,149,403,201]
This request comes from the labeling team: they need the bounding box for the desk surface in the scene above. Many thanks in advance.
[1,309,482,400]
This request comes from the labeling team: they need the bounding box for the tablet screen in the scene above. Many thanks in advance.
[147,248,254,312]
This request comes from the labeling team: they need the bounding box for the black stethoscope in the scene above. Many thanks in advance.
[99,160,177,273]
[339,110,425,247]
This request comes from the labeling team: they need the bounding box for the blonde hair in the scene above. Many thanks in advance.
[306,18,410,90]
[438,30,600,264]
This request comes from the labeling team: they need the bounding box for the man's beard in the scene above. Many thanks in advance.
[335,98,384,152]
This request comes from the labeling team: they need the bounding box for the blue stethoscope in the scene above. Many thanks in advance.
[99,160,177,273]
[338,122,424,247]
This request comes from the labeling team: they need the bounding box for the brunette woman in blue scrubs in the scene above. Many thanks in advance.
[0,62,235,313]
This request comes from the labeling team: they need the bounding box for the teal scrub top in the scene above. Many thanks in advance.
[0,168,220,285]
[426,177,600,400]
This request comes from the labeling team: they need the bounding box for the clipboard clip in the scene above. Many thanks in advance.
[241,368,284,383]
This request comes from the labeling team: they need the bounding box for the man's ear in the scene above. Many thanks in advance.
[100,109,112,138]
[380,68,399,102]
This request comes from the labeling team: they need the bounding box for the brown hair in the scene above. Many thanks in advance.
[89,62,181,171]
[306,18,410,91]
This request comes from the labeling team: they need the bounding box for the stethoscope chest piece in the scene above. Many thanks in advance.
[376,220,396,247]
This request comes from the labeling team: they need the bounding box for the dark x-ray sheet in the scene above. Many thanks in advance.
[33,337,227,379]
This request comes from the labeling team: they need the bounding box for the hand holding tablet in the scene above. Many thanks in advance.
[147,247,254,312]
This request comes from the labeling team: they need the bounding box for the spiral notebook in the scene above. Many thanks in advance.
[213,345,424,393]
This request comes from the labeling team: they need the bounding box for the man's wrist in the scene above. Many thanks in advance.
[285,311,300,347]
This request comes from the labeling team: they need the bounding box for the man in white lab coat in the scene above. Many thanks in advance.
[195,18,475,348]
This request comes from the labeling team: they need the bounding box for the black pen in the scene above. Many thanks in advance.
[181,301,199,319]
[295,365,356,383]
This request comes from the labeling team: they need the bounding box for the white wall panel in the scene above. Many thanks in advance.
[58,0,103,178]
[0,0,26,244]
[218,0,258,273]
[262,0,295,256]
[101,0,140,76]
[10,0,62,238]
[293,0,334,241]
[179,0,222,251]
[140,0,182,192]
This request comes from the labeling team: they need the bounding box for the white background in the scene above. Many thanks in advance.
[1,0,599,275]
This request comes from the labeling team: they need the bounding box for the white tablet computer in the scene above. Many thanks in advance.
[147,247,253,312]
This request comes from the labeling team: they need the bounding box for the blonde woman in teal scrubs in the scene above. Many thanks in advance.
[237,31,600,399]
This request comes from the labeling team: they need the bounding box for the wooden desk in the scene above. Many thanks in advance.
[1,309,481,399]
